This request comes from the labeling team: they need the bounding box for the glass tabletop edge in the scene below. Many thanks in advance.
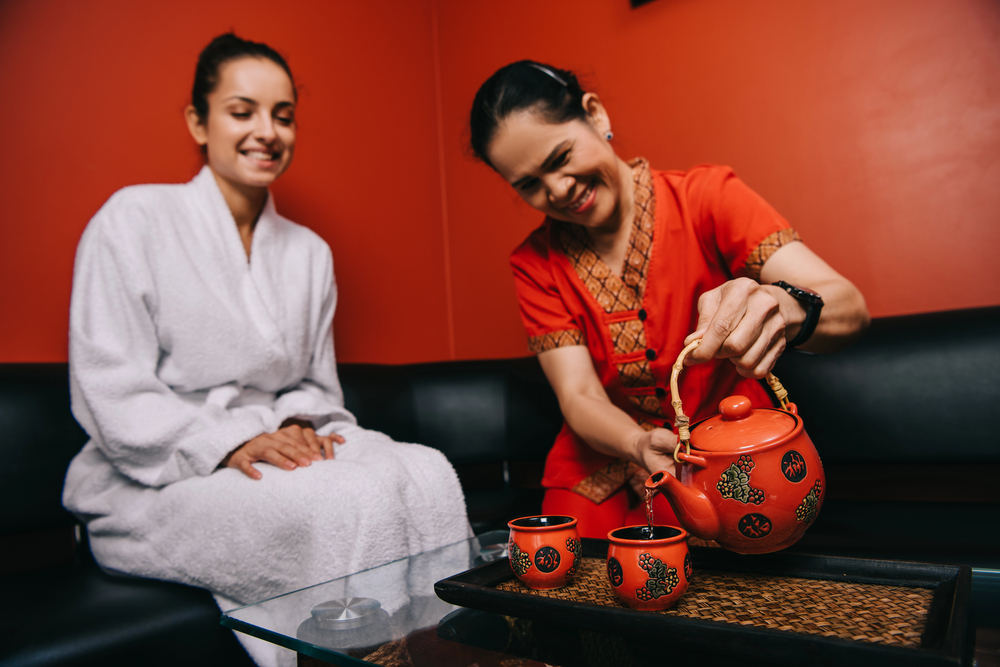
[221,613,373,666]
[219,530,504,616]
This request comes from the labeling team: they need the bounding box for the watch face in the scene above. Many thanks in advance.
[774,281,823,304]
[796,286,822,302]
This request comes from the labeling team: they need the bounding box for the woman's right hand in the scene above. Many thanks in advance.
[634,428,679,479]
[539,346,680,479]
[222,423,342,480]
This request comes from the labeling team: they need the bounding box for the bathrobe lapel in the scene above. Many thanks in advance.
[188,168,295,386]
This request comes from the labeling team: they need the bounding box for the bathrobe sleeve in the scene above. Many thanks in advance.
[69,197,274,488]
[271,242,357,436]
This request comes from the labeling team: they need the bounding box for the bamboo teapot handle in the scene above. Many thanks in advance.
[669,339,793,463]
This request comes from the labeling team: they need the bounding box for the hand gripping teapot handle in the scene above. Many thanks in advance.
[669,338,794,464]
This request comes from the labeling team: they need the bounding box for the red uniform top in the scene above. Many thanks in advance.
[510,160,800,503]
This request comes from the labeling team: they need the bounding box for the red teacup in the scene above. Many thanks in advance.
[507,515,581,590]
[606,525,691,611]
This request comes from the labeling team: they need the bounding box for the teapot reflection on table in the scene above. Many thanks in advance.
[644,339,826,554]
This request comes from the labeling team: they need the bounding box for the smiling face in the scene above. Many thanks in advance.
[186,56,296,192]
[486,102,631,231]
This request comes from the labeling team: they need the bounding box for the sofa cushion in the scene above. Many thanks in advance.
[338,357,560,532]
[773,306,1000,568]
[0,556,253,667]
[772,306,1000,464]
[0,365,87,535]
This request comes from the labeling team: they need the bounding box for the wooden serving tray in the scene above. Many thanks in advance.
[434,538,972,667]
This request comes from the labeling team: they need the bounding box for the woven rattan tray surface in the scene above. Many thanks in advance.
[496,555,932,647]
[435,539,973,667]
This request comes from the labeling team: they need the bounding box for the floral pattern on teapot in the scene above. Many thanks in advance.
[795,480,823,525]
[716,454,766,505]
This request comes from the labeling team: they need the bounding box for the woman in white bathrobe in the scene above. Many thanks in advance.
[62,34,470,664]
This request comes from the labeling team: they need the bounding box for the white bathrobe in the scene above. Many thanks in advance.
[63,167,471,666]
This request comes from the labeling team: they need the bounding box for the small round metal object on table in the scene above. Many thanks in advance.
[310,597,381,630]
[297,596,395,652]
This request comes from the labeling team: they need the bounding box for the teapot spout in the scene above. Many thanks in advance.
[645,470,720,541]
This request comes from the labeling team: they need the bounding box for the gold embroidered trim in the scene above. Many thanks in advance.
[745,228,802,281]
[609,319,646,355]
[618,360,655,388]
[626,393,666,418]
[571,459,647,504]
[557,158,656,314]
[621,159,655,299]
[528,329,585,353]
[559,226,638,312]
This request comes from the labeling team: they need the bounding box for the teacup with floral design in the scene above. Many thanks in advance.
[507,515,581,590]
[606,525,691,611]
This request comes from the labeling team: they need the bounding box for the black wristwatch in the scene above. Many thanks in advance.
[772,281,824,348]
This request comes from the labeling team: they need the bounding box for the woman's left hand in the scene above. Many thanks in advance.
[683,242,871,377]
[280,418,345,460]
[683,277,788,379]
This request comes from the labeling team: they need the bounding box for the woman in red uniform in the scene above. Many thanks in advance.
[469,61,870,538]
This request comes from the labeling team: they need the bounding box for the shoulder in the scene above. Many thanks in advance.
[652,164,738,197]
[79,181,190,250]
[650,165,764,225]
[510,219,557,271]
[91,180,198,231]
[99,181,186,219]
[269,212,334,267]
[271,213,329,251]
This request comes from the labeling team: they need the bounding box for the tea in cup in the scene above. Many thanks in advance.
[606,525,691,611]
[507,515,581,590]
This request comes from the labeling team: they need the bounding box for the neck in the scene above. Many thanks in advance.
[209,168,268,231]
[586,157,636,256]
[209,168,267,259]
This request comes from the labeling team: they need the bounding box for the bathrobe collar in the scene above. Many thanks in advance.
[189,165,291,366]
[191,165,278,267]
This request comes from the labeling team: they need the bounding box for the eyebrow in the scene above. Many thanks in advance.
[223,96,295,110]
[511,140,570,189]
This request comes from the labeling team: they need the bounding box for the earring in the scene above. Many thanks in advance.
[605,130,614,141]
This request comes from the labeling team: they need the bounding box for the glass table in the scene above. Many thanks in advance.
[221,530,544,666]
[222,531,1000,667]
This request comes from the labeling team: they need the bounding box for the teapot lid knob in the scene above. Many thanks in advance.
[720,395,753,421]
[691,394,796,452]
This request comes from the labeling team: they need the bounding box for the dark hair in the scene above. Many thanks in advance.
[469,60,587,168]
[191,33,296,123]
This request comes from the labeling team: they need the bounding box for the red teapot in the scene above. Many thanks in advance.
[645,339,825,554]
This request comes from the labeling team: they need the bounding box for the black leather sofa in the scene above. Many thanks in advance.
[2,306,998,666]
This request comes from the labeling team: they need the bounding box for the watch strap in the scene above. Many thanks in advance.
[772,281,824,348]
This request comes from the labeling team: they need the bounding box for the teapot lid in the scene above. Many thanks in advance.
[689,395,795,453]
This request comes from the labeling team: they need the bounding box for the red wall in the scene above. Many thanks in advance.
[2,0,998,363]
[0,0,451,363]
[435,0,1000,359]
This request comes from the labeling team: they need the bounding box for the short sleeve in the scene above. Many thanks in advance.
[685,166,800,281]
[510,227,586,354]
